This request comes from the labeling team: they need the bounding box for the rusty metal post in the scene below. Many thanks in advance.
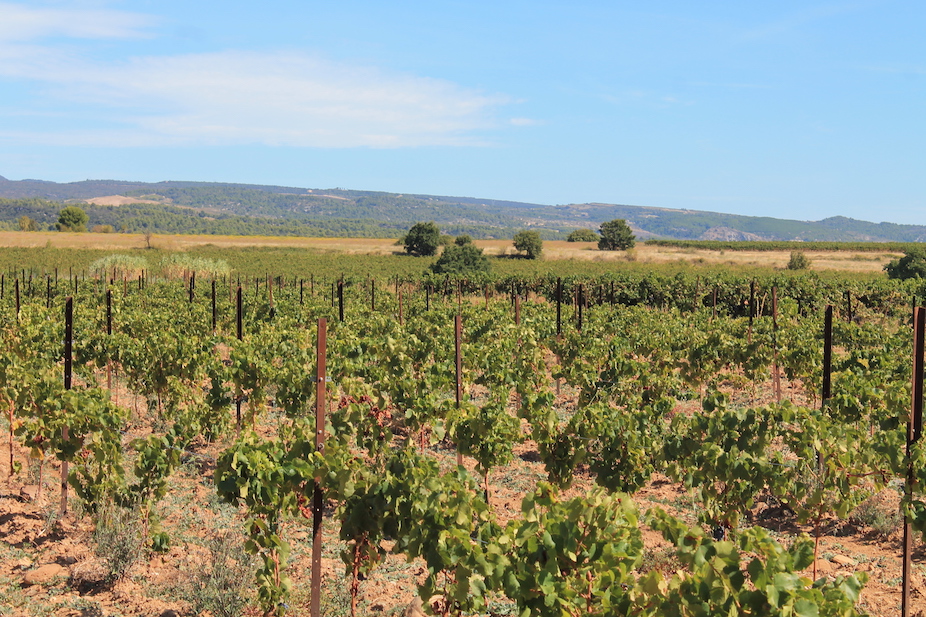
[577,284,584,332]
[106,290,113,391]
[556,278,562,337]
[903,306,925,617]
[61,297,73,517]
[236,286,243,435]
[338,279,344,322]
[823,305,833,404]
[211,279,217,334]
[310,318,327,617]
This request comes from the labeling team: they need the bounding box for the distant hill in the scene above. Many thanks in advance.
[0,174,924,242]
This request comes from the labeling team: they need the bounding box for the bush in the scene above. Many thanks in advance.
[787,251,810,270]
[598,219,635,251]
[430,244,490,275]
[885,247,926,279]
[454,234,473,246]
[567,228,599,242]
[513,230,543,259]
[404,222,441,256]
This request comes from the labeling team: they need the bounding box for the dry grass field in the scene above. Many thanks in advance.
[0,232,900,273]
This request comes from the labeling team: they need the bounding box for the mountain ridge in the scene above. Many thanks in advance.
[0,175,922,242]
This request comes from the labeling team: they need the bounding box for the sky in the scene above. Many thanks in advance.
[0,1,924,224]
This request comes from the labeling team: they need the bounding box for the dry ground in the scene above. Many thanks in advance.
[0,232,899,273]
[0,374,923,616]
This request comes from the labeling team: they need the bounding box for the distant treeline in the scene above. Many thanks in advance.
[644,239,913,253]
[0,197,555,239]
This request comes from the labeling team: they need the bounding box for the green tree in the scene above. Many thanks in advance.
[513,230,543,259]
[57,206,89,232]
[430,244,490,275]
[567,228,598,242]
[17,216,37,231]
[598,219,635,251]
[885,247,926,279]
[454,234,473,246]
[403,222,441,256]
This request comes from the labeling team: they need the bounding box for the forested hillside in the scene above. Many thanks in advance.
[0,175,923,241]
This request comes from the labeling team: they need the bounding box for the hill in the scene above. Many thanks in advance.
[0,175,923,242]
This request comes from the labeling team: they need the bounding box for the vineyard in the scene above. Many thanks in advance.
[2,259,926,616]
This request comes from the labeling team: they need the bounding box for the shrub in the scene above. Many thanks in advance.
[430,244,490,275]
[567,228,599,242]
[787,251,811,270]
[885,247,926,279]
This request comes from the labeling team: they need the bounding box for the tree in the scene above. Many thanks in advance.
[885,248,926,280]
[513,230,543,259]
[598,219,635,251]
[17,216,37,231]
[454,234,473,246]
[404,222,441,256]
[57,206,89,232]
[429,244,490,275]
[567,228,598,242]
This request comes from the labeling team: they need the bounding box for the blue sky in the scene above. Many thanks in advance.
[0,1,923,224]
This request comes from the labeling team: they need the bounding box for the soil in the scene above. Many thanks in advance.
[0,377,923,617]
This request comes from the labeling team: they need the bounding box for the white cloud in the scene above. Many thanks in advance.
[0,4,512,148]
[0,2,154,42]
[510,118,542,127]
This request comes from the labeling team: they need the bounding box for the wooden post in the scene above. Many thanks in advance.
[903,306,925,617]
[772,287,781,402]
[14,278,20,318]
[556,278,562,337]
[398,290,404,326]
[211,279,217,334]
[338,279,344,322]
[455,314,463,467]
[310,318,327,617]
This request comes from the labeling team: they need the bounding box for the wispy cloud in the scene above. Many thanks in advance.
[0,2,154,42]
[0,3,512,148]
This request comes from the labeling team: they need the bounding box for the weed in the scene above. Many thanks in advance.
[185,531,255,617]
[92,502,146,581]
[849,492,901,538]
